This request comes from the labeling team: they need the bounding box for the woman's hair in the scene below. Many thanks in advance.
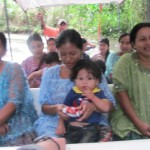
[45,52,60,64]
[27,33,43,46]
[99,38,110,61]
[55,29,82,50]
[47,37,56,43]
[118,33,130,42]
[99,38,109,47]
[130,22,150,44]
[0,32,7,51]
[70,59,101,82]
[94,59,106,74]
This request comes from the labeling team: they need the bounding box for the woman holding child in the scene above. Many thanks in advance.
[34,29,116,143]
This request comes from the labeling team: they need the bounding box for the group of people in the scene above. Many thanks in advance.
[0,20,150,149]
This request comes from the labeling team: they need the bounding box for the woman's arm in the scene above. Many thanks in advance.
[100,74,116,106]
[42,104,59,115]
[28,70,43,81]
[0,63,25,124]
[0,103,16,124]
[117,91,150,137]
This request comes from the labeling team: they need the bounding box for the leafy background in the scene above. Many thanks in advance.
[0,0,149,42]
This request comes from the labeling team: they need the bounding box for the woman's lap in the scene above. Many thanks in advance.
[113,132,149,141]
[34,116,59,138]
[2,132,36,146]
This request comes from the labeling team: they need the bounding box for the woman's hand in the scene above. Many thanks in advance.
[57,104,69,120]
[136,120,150,137]
[0,122,9,136]
[76,102,96,121]
[56,120,66,136]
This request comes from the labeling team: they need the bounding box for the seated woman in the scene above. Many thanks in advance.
[22,33,47,88]
[92,38,110,62]
[105,33,132,84]
[34,29,116,139]
[27,51,60,82]
[0,32,37,146]
[111,22,150,140]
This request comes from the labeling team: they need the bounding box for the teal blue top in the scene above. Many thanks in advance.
[105,52,120,83]
[0,62,37,144]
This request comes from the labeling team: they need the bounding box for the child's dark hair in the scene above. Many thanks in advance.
[45,52,60,64]
[70,59,101,82]
[56,29,82,50]
[0,32,7,51]
[81,38,87,44]
[27,33,43,46]
[118,33,130,42]
[47,37,56,44]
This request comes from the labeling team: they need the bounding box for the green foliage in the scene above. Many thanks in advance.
[0,0,148,39]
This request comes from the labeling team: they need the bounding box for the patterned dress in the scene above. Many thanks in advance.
[34,65,116,138]
[22,55,46,87]
[0,62,37,146]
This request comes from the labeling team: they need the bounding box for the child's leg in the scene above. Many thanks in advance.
[65,123,83,144]
[79,124,99,143]
[98,125,112,142]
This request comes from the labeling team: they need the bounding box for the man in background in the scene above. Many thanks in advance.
[37,13,68,38]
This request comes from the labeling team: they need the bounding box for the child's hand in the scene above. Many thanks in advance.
[82,88,95,100]
[27,73,35,81]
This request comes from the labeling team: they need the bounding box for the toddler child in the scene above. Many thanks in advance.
[56,59,113,143]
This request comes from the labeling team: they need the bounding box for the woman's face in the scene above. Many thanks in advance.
[58,43,81,69]
[133,27,150,58]
[119,35,132,53]
[99,42,109,55]
[29,41,44,58]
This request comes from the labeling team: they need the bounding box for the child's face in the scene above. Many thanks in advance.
[75,69,99,91]
[47,40,56,52]
[28,41,44,58]
[0,41,6,59]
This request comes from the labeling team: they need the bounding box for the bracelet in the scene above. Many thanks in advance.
[34,136,60,150]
